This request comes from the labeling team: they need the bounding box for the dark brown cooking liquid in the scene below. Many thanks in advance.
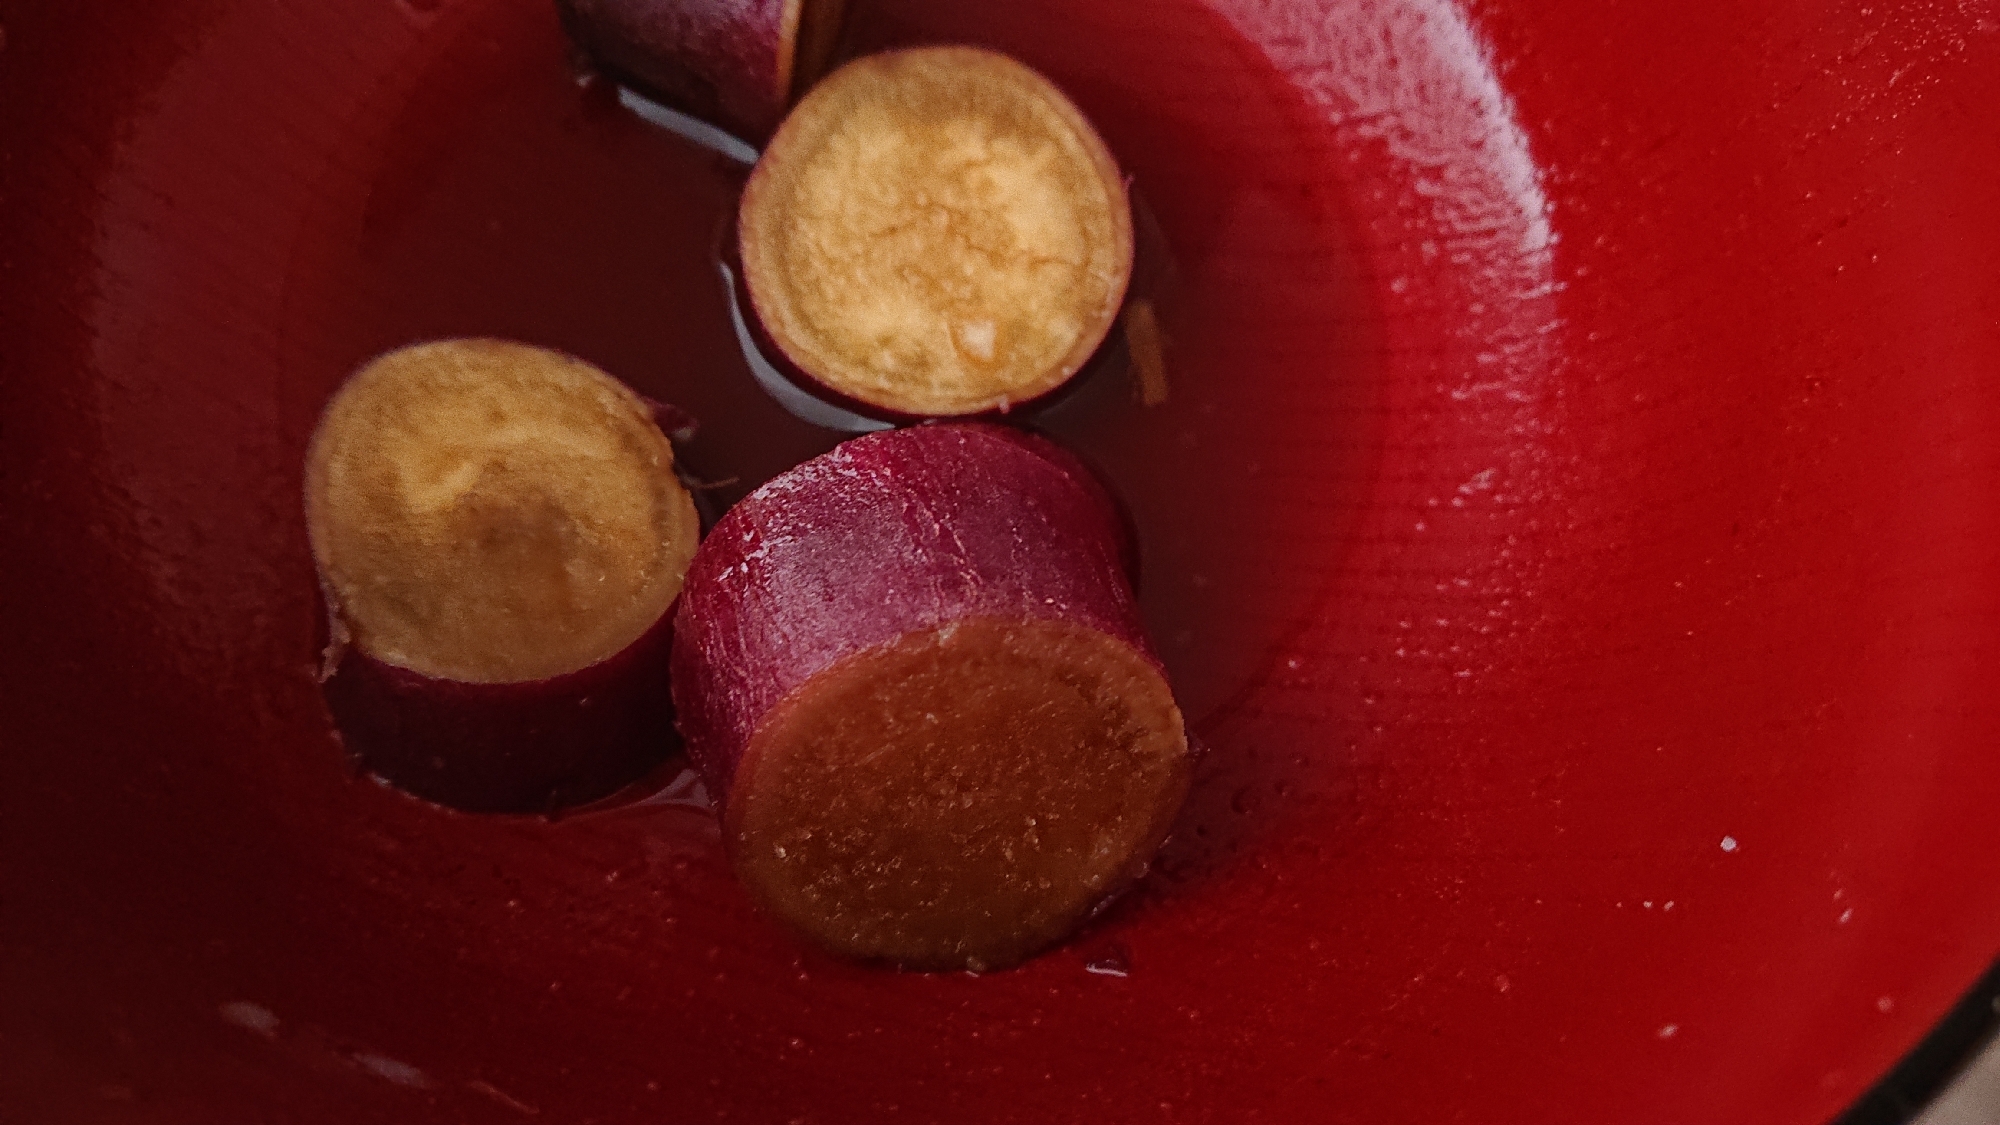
[277,0,1375,728]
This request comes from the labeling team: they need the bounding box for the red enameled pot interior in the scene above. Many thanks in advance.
[3,0,1998,1121]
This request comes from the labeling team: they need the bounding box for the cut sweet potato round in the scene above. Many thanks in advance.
[672,423,1187,969]
[739,47,1135,418]
[304,339,700,811]
[307,339,698,684]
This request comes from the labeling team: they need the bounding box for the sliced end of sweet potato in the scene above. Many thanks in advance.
[305,339,699,684]
[727,616,1187,971]
[740,47,1134,418]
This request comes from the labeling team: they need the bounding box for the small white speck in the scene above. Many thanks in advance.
[1658,1024,1679,1039]
[1458,468,1497,495]
[955,320,997,362]
[468,1080,540,1116]
[1664,901,1675,912]
[1286,658,1302,671]
[1839,908,1854,925]
[1720,836,1739,853]
[1643,901,1653,909]
[1877,996,1895,1013]
[219,1001,280,1038]
[353,1052,430,1088]
[774,846,787,859]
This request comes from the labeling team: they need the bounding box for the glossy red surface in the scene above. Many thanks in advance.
[3,0,1997,1122]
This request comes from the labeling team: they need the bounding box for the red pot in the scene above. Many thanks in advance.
[3,0,1995,1122]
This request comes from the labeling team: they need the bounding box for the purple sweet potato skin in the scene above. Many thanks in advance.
[323,610,678,814]
[557,0,793,140]
[670,423,1155,806]
[724,254,1121,428]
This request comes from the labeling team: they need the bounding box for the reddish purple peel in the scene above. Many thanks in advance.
[674,424,1149,790]
[672,423,1188,969]
[323,611,677,815]
[558,0,845,142]
[304,339,701,815]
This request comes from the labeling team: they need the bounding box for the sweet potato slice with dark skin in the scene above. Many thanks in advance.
[738,47,1135,419]
[557,0,848,142]
[672,424,1187,969]
[305,339,700,813]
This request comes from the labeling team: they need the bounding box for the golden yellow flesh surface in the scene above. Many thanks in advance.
[305,339,699,684]
[742,47,1133,417]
